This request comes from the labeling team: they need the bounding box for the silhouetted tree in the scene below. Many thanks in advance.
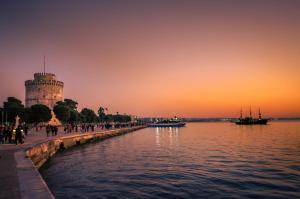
[30,104,52,124]
[98,106,106,122]
[53,104,70,123]
[54,99,79,123]
[78,112,85,123]
[104,114,114,123]
[81,108,97,123]
[123,115,132,123]
[22,107,33,123]
[64,99,78,110]
[113,114,131,123]
[3,97,25,123]
[69,109,79,123]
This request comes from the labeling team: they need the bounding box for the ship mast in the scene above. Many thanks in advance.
[249,106,252,118]
[258,108,262,119]
[240,107,243,119]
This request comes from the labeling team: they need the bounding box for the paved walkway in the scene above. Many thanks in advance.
[0,127,106,199]
[0,148,21,199]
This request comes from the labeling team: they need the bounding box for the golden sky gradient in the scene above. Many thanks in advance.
[0,1,299,117]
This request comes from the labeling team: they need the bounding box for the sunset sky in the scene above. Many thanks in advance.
[0,1,299,118]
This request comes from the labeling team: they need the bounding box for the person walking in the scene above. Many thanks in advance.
[46,124,51,137]
[12,128,16,144]
[0,127,4,144]
[24,124,29,136]
[51,125,56,136]
[3,126,8,143]
[81,124,85,133]
[64,125,67,134]
[54,126,58,136]
[10,127,15,144]
[15,126,23,145]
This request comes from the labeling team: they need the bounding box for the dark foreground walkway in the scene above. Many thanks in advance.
[0,129,96,199]
[0,147,20,199]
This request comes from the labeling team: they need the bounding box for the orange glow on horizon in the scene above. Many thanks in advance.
[0,1,299,118]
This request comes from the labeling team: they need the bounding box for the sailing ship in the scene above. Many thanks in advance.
[235,108,268,125]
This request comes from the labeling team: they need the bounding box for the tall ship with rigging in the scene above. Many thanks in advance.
[235,108,268,125]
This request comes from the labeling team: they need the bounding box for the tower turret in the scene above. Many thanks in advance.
[25,72,64,109]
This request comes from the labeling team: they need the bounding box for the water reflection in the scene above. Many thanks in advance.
[41,122,300,199]
[155,127,180,147]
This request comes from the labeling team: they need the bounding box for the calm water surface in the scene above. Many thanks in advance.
[41,122,300,199]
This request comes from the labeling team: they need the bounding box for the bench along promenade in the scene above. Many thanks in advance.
[0,126,145,199]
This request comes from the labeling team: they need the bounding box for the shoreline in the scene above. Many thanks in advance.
[2,126,145,199]
[26,126,146,169]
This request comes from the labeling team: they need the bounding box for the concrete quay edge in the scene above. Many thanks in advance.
[14,126,146,199]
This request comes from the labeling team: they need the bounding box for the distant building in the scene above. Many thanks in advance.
[25,73,64,109]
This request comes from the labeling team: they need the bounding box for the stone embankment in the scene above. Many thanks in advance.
[13,126,145,199]
[26,126,145,169]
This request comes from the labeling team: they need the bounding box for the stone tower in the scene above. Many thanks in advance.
[25,73,64,109]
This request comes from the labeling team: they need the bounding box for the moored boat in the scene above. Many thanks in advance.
[148,117,186,127]
[235,108,268,125]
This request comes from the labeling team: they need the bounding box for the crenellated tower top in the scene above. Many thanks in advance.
[25,71,64,108]
[34,73,56,81]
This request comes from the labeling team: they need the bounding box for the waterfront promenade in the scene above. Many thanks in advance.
[0,126,144,199]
